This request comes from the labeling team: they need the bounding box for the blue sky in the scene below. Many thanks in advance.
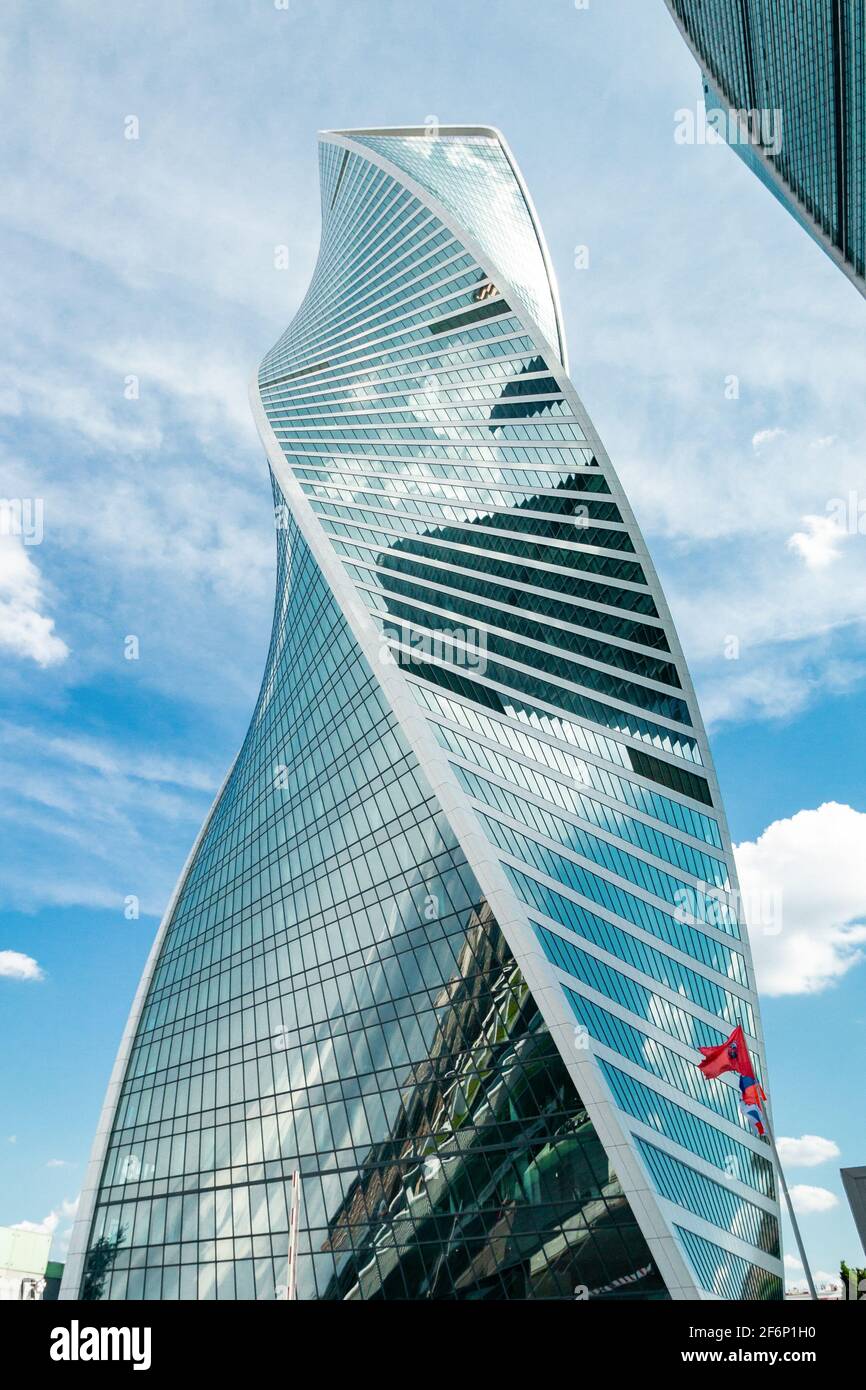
[1,0,864,1289]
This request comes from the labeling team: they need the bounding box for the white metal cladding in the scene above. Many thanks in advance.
[250,126,784,1299]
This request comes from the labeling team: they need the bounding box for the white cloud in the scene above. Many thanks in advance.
[787,513,848,569]
[788,1185,839,1216]
[608,362,866,727]
[0,949,44,981]
[0,537,68,667]
[654,446,866,727]
[776,1134,841,1168]
[696,648,866,730]
[13,1209,60,1236]
[91,339,256,448]
[752,427,786,451]
[0,366,162,455]
[784,1253,803,1272]
[13,1197,79,1258]
[735,803,866,995]
[45,1159,74,1169]
[0,874,128,913]
[28,727,217,793]
[0,719,222,915]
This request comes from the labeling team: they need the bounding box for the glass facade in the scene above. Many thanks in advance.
[666,0,866,296]
[73,516,664,1300]
[66,125,782,1300]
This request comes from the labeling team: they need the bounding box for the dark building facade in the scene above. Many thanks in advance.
[666,0,866,296]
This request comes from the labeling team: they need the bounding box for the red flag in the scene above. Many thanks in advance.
[698,1025,755,1080]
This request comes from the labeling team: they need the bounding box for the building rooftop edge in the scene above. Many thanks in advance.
[319,124,504,142]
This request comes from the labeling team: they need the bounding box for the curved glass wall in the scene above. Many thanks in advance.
[76,516,665,1302]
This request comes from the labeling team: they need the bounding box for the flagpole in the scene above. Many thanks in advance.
[697,1026,818,1302]
[762,1107,818,1301]
[286,1169,301,1301]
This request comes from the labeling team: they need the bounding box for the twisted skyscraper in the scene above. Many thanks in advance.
[63,127,783,1301]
